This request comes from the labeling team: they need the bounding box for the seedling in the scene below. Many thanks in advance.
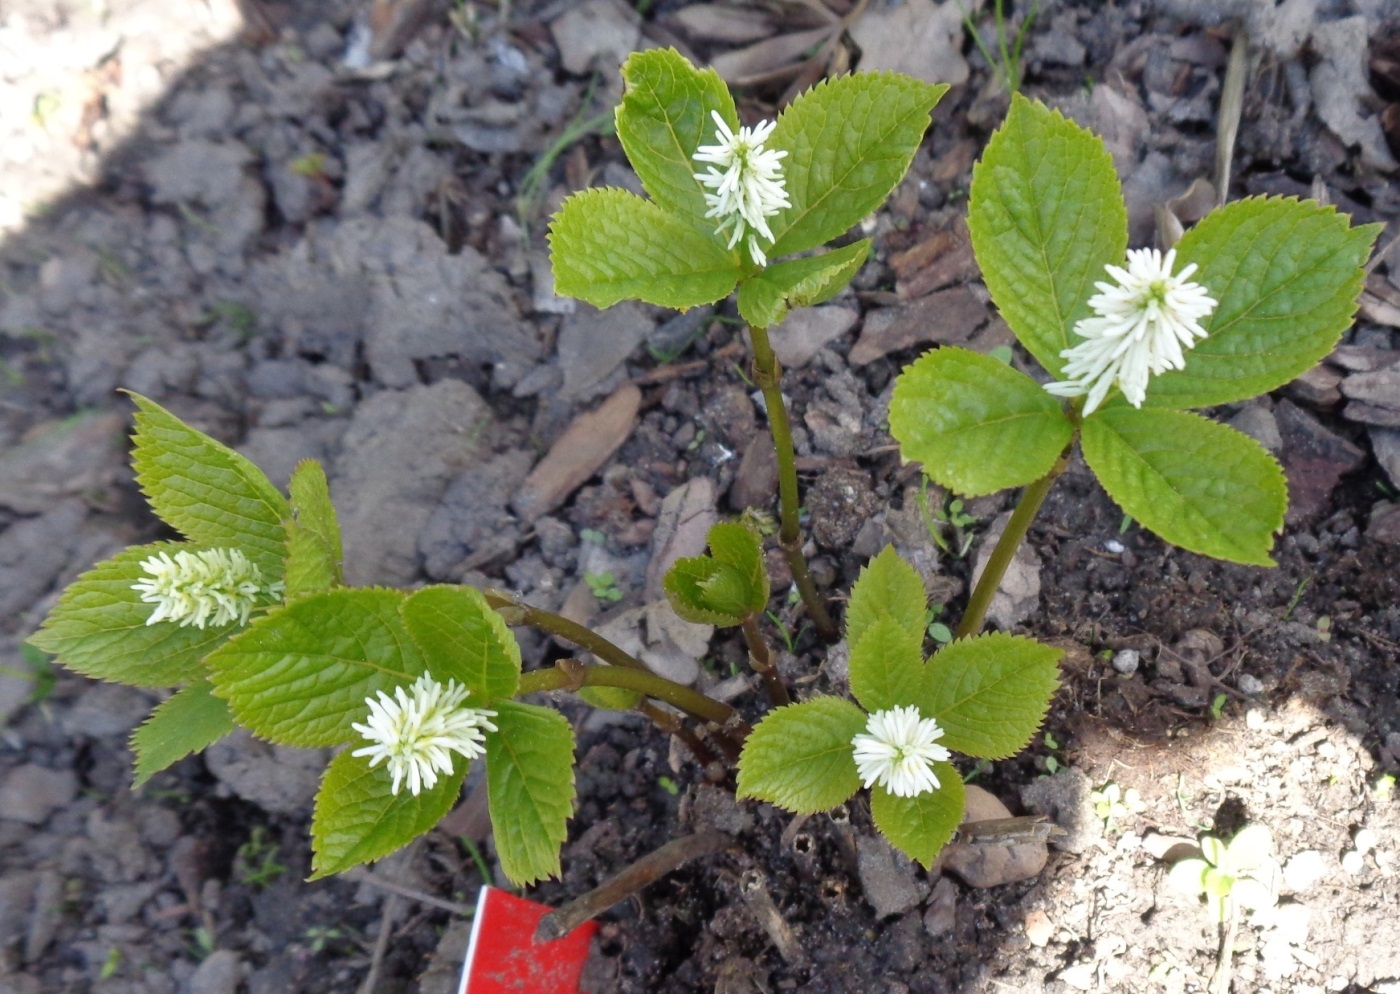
[235,825,287,888]
[583,571,624,604]
[1089,781,1142,833]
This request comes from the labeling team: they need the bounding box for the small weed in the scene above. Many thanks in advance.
[1209,693,1227,720]
[1119,512,1135,534]
[657,775,679,795]
[188,926,216,960]
[290,152,328,178]
[99,947,122,980]
[303,925,345,955]
[1283,575,1312,620]
[516,76,614,234]
[235,825,286,889]
[1089,781,1142,833]
[924,604,954,645]
[765,610,809,654]
[916,480,977,558]
[584,571,624,603]
[460,836,494,888]
[1374,773,1395,801]
[579,528,607,546]
[958,0,1040,94]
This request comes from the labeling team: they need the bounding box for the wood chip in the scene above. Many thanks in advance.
[848,285,990,365]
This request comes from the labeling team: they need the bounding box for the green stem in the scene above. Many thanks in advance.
[955,449,1070,640]
[483,589,646,671]
[740,615,790,707]
[518,660,742,729]
[746,324,839,643]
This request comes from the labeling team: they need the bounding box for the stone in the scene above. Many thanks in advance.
[1342,367,1400,425]
[0,501,89,619]
[189,949,243,994]
[557,302,651,401]
[59,683,150,739]
[849,286,994,366]
[942,786,1049,888]
[551,0,641,75]
[856,833,927,918]
[1228,404,1283,453]
[848,0,971,85]
[204,731,327,817]
[514,383,642,525]
[1275,400,1367,523]
[728,433,778,511]
[645,477,717,600]
[1283,850,1328,893]
[335,381,495,586]
[419,450,533,580]
[1024,908,1055,947]
[145,139,266,263]
[1111,649,1140,675]
[808,466,881,549]
[1368,501,1400,545]
[1019,767,1095,854]
[921,876,958,938]
[770,306,859,369]
[1372,428,1400,490]
[0,765,78,825]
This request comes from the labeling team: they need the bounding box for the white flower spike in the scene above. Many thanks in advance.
[1045,247,1217,414]
[692,109,790,266]
[851,704,952,799]
[351,674,498,797]
[133,547,278,629]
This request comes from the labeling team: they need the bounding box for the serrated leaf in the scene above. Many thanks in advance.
[400,585,520,703]
[549,188,741,310]
[29,542,246,688]
[870,767,965,868]
[736,239,870,327]
[616,48,737,224]
[1081,408,1286,566]
[283,459,341,597]
[127,393,290,574]
[736,697,867,813]
[310,748,465,880]
[705,521,769,613]
[845,546,928,649]
[700,568,754,620]
[767,74,947,258]
[1145,197,1381,409]
[486,701,576,886]
[206,588,425,747]
[848,614,926,715]
[131,680,235,786]
[890,346,1075,497]
[916,633,1061,759]
[967,95,1128,378]
[664,557,745,626]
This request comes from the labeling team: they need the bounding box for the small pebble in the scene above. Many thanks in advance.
[1340,850,1364,874]
[1238,674,1265,695]
[1024,908,1054,947]
[1283,850,1326,892]
[1104,539,1125,554]
[1353,828,1377,854]
[1111,649,1140,675]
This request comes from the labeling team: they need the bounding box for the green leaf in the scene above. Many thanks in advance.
[549,188,741,310]
[400,585,521,703]
[283,459,342,597]
[310,748,465,879]
[206,588,425,747]
[705,522,769,613]
[736,697,867,813]
[845,546,928,650]
[1080,407,1286,566]
[131,680,235,786]
[486,701,576,886]
[664,557,744,627]
[967,95,1128,378]
[890,346,1075,497]
[917,633,1061,759]
[736,239,871,327]
[767,74,947,258]
[127,393,290,574]
[29,542,245,688]
[1145,197,1381,409]
[615,48,737,224]
[848,615,926,715]
[1169,856,1211,896]
[870,768,965,868]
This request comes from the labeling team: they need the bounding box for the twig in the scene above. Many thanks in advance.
[342,866,477,917]
[535,831,732,942]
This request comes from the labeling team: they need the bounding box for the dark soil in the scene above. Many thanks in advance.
[2,2,1399,994]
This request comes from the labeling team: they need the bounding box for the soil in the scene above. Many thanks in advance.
[2,2,1400,994]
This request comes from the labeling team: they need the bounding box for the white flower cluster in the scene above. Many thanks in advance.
[851,704,952,798]
[1046,248,1217,414]
[351,674,498,797]
[133,547,277,629]
[692,110,790,266]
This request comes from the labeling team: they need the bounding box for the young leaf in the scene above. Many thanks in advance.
[283,459,342,598]
[400,585,521,703]
[890,346,1075,497]
[870,766,965,868]
[917,633,1061,759]
[29,542,241,688]
[967,95,1128,378]
[131,680,235,786]
[1081,407,1287,566]
[127,393,290,573]
[736,239,870,328]
[615,48,737,224]
[206,588,425,747]
[665,557,745,627]
[486,701,576,886]
[736,697,867,813]
[845,546,928,650]
[705,521,769,612]
[848,614,926,715]
[1145,197,1381,409]
[549,188,741,310]
[767,74,947,259]
[310,748,466,880]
